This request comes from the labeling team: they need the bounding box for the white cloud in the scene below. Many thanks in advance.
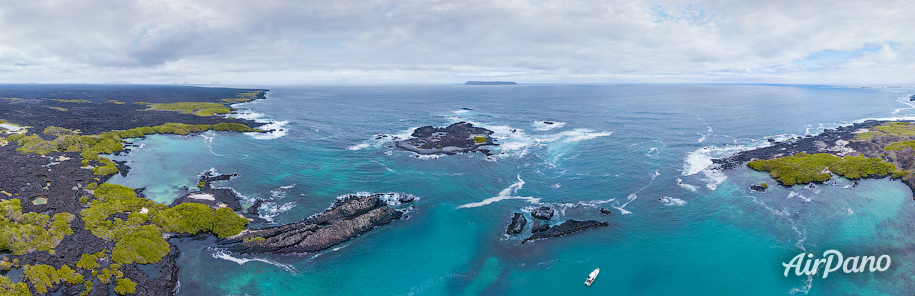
[0,0,912,84]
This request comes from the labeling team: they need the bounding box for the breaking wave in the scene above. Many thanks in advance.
[457,175,540,208]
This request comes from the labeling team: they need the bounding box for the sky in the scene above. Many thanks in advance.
[0,0,913,85]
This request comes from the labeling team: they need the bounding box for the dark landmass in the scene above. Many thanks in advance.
[219,194,407,254]
[0,84,265,135]
[464,81,518,85]
[522,220,609,243]
[530,206,554,220]
[909,94,915,101]
[599,208,612,215]
[712,120,915,194]
[0,85,268,296]
[395,122,497,155]
[505,213,527,235]
[531,220,549,234]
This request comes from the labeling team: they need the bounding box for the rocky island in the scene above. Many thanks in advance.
[395,122,497,155]
[463,81,518,85]
[713,120,915,194]
[503,206,609,243]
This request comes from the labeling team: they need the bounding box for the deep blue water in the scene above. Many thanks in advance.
[106,84,915,295]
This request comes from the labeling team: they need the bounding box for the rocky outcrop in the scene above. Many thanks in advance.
[599,208,612,215]
[749,184,768,192]
[220,195,405,254]
[531,219,549,233]
[522,220,608,243]
[506,213,526,235]
[530,206,554,220]
[395,122,496,155]
[170,171,243,211]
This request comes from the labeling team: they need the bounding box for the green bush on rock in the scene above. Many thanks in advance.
[748,152,897,186]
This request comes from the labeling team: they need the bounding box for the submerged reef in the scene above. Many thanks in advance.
[713,120,915,194]
[395,122,497,155]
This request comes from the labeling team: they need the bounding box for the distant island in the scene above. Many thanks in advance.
[464,81,518,85]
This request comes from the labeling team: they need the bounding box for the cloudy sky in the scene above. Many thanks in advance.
[0,0,912,85]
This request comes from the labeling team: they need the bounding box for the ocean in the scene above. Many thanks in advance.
[104,84,915,295]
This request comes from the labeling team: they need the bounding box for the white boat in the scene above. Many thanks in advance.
[585,268,600,287]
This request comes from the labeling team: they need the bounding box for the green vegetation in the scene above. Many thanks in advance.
[243,236,266,242]
[108,100,126,104]
[81,280,93,296]
[857,122,915,140]
[76,253,100,270]
[144,102,232,116]
[884,140,915,151]
[6,122,258,175]
[53,99,90,103]
[24,264,59,294]
[115,278,136,295]
[0,275,30,295]
[473,136,487,143]
[893,169,910,179]
[57,265,85,285]
[748,152,898,186]
[82,183,247,265]
[0,199,74,255]
[760,182,768,188]
[49,107,68,111]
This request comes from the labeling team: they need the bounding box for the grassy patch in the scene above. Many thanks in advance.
[194,107,231,116]
[53,99,90,103]
[884,140,915,151]
[49,106,68,111]
[145,102,229,116]
[473,136,487,143]
[107,100,126,104]
[748,152,898,186]
[857,122,915,140]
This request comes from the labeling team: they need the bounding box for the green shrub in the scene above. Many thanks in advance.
[0,275,30,295]
[885,140,915,151]
[76,254,100,270]
[760,182,768,188]
[24,264,60,294]
[58,265,84,285]
[473,136,487,143]
[115,278,136,295]
[194,107,231,116]
[748,152,897,186]
[0,199,74,255]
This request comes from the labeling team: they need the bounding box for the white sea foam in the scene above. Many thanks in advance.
[532,121,566,131]
[697,133,708,143]
[457,175,540,208]
[682,145,748,176]
[411,154,442,160]
[201,132,224,156]
[452,109,470,114]
[700,169,727,190]
[246,121,288,140]
[337,191,420,206]
[347,143,370,151]
[676,178,698,192]
[551,184,561,189]
[211,249,296,273]
[259,201,297,223]
[612,193,637,215]
[659,196,687,206]
[786,191,812,203]
[892,96,915,115]
[646,147,660,157]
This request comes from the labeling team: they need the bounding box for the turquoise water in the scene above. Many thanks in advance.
[106,85,915,295]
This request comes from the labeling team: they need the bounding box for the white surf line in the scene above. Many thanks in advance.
[211,249,297,273]
[613,170,660,215]
[457,175,540,209]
